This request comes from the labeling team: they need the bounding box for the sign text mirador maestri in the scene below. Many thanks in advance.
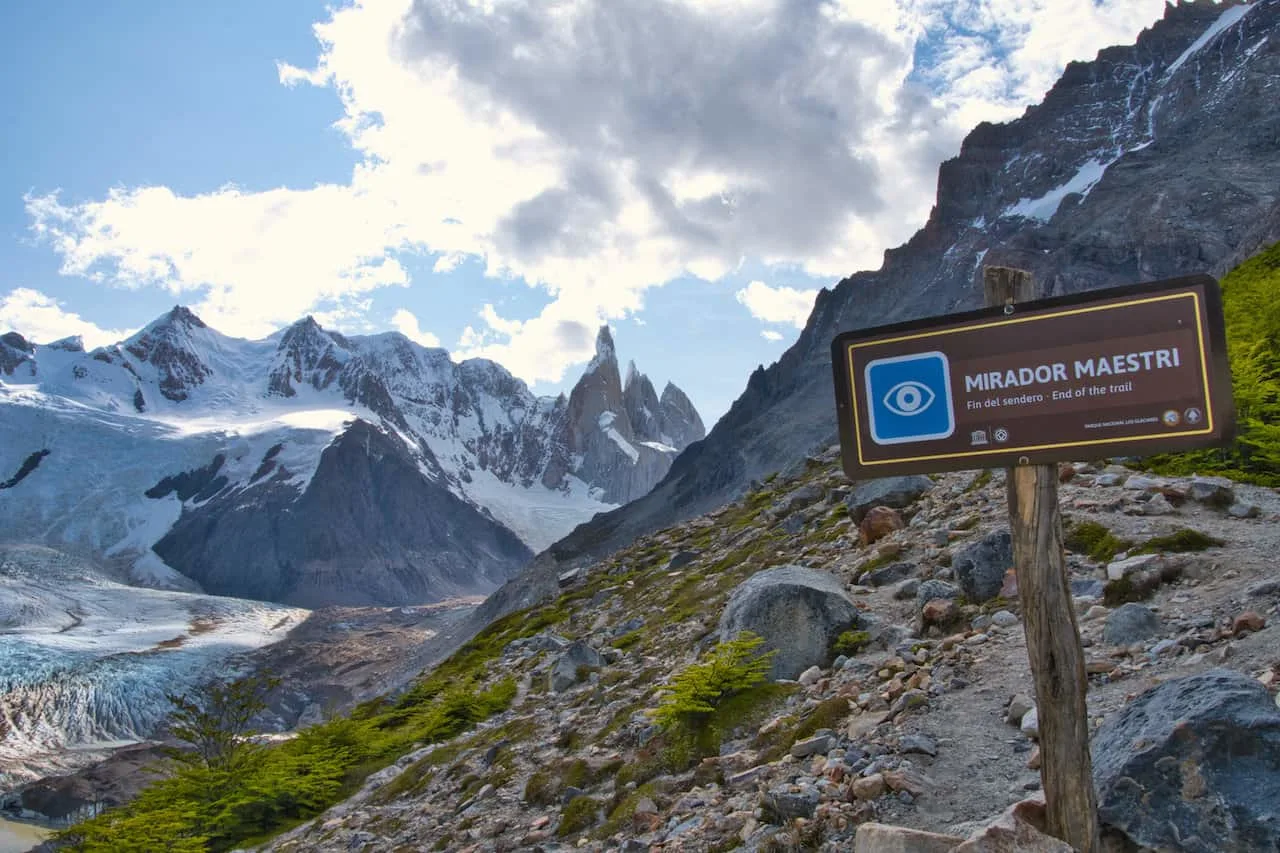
[831,275,1234,479]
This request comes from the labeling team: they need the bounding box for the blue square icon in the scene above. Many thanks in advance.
[864,351,956,446]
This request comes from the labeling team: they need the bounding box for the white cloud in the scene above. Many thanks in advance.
[761,329,784,342]
[26,0,1171,382]
[390,308,441,347]
[735,281,820,329]
[0,288,131,348]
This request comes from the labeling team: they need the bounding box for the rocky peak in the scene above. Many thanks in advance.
[268,316,349,398]
[47,335,85,353]
[623,361,662,444]
[0,331,35,377]
[124,307,215,402]
[586,325,617,373]
[658,381,707,449]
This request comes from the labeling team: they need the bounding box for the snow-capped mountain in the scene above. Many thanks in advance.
[0,310,703,606]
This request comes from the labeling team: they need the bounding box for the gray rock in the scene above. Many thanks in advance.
[916,579,961,608]
[1188,475,1235,507]
[718,565,861,680]
[609,616,646,638]
[899,734,938,757]
[893,579,921,600]
[549,641,603,692]
[1122,475,1167,491]
[557,567,585,588]
[1070,579,1105,600]
[1092,669,1280,853]
[1143,494,1175,515]
[797,665,823,687]
[1103,603,1161,646]
[952,531,1013,603]
[845,476,934,522]
[1020,708,1040,739]
[1105,553,1161,581]
[1228,502,1261,519]
[1095,473,1126,487]
[791,733,836,758]
[667,550,700,570]
[1007,695,1035,725]
[866,561,916,587]
[775,484,825,514]
[1248,578,1280,598]
[991,610,1019,628]
[761,786,819,821]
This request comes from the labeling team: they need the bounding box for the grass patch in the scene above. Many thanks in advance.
[1063,520,1133,563]
[1131,528,1225,555]
[966,469,994,493]
[557,797,601,837]
[831,630,871,657]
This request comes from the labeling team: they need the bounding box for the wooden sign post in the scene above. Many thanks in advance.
[831,267,1236,852]
[984,266,1100,853]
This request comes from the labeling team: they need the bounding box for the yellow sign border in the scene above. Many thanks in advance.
[846,291,1215,468]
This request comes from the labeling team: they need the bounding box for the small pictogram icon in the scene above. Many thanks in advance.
[1184,407,1203,425]
[1162,409,1181,427]
[993,427,1010,443]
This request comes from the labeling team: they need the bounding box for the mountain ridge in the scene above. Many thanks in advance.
[0,310,705,605]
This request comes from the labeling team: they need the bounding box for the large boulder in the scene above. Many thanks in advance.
[718,565,861,680]
[845,476,934,523]
[549,641,603,692]
[1092,669,1280,853]
[953,531,1013,603]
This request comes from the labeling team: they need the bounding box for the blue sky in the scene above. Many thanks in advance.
[0,0,1172,426]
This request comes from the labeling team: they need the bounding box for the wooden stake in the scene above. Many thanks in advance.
[984,266,1101,853]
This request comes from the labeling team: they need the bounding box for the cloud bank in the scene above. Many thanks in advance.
[25,0,1168,382]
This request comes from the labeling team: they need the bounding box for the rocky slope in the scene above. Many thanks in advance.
[527,0,1280,596]
[250,447,1280,852]
[0,310,703,606]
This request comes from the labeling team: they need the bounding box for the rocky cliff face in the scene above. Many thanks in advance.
[0,308,703,605]
[507,0,1280,606]
[558,328,707,504]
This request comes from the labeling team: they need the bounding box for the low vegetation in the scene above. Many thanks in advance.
[1145,240,1280,486]
[54,603,550,852]
[1063,520,1133,563]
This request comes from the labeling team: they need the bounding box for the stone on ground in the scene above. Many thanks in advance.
[1102,603,1161,646]
[952,531,1014,603]
[1092,668,1280,853]
[846,476,935,522]
[718,565,862,680]
[853,822,964,852]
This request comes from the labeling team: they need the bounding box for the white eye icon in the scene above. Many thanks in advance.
[882,380,936,416]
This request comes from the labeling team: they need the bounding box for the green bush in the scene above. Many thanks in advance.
[831,630,871,657]
[651,632,785,765]
[653,632,774,731]
[1063,520,1133,562]
[1131,528,1224,555]
[1144,240,1280,486]
[557,796,600,837]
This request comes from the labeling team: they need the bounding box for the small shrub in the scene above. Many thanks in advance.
[653,633,775,731]
[613,630,643,650]
[1064,521,1133,563]
[831,630,870,657]
[557,796,600,837]
[1130,528,1224,555]
[965,469,994,493]
[524,769,558,806]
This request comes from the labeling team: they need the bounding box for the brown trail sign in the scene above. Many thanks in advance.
[830,268,1235,853]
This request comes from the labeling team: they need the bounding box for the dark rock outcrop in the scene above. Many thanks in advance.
[718,565,861,680]
[952,531,1014,603]
[152,420,531,607]
[1092,668,1280,853]
[845,476,935,523]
